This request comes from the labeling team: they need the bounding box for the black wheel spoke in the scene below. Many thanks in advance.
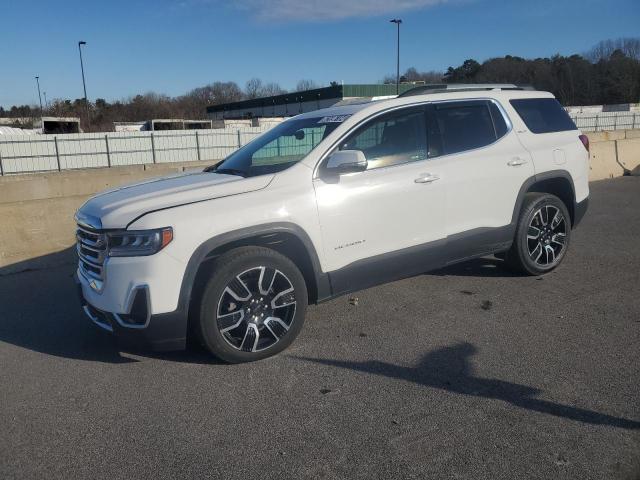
[225,276,251,302]
[536,208,546,226]
[271,284,295,309]
[551,232,565,246]
[527,226,541,240]
[218,310,244,332]
[530,243,543,262]
[264,317,289,340]
[544,244,555,263]
[240,323,259,352]
[258,267,277,296]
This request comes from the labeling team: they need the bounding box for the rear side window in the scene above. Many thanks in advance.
[429,101,504,156]
[509,98,577,134]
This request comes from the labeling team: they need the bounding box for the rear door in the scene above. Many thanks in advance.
[424,99,535,258]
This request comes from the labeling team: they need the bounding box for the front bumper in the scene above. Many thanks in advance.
[76,273,187,351]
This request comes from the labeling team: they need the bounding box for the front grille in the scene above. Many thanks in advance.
[76,224,107,282]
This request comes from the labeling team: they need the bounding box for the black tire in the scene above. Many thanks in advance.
[505,193,571,276]
[196,246,307,363]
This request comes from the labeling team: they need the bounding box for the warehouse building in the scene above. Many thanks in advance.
[113,119,213,132]
[206,84,418,120]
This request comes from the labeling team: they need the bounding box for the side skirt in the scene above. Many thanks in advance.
[323,225,514,301]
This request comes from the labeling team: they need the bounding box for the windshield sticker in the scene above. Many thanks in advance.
[318,114,352,124]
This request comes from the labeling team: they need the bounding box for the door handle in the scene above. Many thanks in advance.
[507,157,528,167]
[415,173,440,184]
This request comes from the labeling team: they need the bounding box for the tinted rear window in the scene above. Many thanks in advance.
[431,102,497,155]
[510,98,577,134]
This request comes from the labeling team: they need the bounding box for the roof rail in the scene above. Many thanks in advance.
[398,83,534,98]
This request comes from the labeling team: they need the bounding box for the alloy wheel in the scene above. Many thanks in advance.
[526,205,567,266]
[216,266,297,352]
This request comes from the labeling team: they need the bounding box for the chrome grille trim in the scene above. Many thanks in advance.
[76,232,103,249]
[76,223,107,288]
[77,250,102,269]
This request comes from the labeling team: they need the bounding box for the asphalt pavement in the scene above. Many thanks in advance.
[1,177,638,480]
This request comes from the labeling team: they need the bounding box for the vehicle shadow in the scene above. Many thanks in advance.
[430,257,522,278]
[294,343,640,430]
[0,247,217,365]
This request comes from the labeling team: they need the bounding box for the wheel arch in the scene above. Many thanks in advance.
[178,223,329,326]
[512,170,577,227]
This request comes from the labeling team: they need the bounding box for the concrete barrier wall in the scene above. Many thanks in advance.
[1,130,639,273]
[588,141,624,181]
[616,138,640,175]
[0,159,216,273]
[588,130,640,181]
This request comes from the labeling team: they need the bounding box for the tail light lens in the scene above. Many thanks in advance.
[579,134,589,153]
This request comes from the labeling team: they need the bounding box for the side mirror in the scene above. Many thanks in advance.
[325,150,368,174]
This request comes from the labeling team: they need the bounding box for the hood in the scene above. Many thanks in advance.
[77,171,274,229]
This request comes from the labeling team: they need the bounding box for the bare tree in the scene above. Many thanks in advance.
[295,79,319,91]
[585,37,640,62]
[245,78,264,99]
[260,82,287,97]
[244,78,287,98]
[403,67,444,83]
[209,81,245,103]
[384,67,444,85]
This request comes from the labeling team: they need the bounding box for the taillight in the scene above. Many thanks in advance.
[579,134,589,153]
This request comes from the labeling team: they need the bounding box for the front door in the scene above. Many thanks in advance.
[312,106,447,294]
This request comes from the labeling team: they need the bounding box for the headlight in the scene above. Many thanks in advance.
[107,227,173,257]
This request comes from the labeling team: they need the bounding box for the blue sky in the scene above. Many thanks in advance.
[1,0,638,108]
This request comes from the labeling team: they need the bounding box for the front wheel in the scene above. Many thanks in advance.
[196,247,308,363]
[505,193,571,276]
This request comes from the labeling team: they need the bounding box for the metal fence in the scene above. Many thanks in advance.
[0,126,278,176]
[569,112,640,132]
[1,110,640,175]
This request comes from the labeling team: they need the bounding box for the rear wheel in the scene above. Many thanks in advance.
[197,247,307,363]
[505,193,571,275]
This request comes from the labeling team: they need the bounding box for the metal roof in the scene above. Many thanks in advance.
[0,126,36,135]
[206,84,418,113]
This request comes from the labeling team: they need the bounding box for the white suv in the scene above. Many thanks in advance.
[75,85,589,362]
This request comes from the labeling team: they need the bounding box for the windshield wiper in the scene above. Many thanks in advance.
[209,167,247,177]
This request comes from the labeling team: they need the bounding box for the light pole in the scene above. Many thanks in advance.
[35,76,43,113]
[390,19,402,95]
[78,40,89,122]
[35,76,43,130]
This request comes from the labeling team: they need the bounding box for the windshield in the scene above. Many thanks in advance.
[211,116,346,177]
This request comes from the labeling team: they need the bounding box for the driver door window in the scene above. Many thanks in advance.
[340,107,428,170]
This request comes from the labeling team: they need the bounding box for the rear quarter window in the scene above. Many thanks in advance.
[510,98,577,134]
